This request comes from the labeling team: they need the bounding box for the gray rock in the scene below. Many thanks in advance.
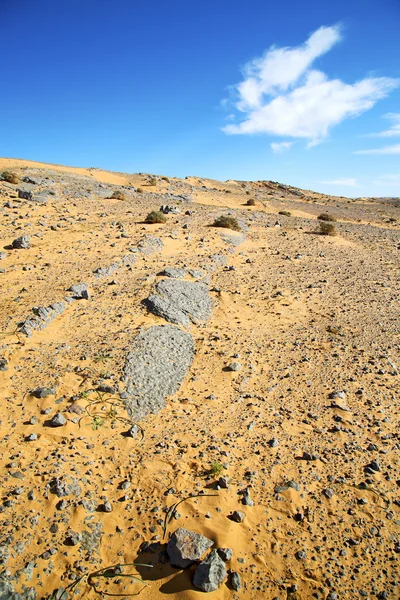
[138,235,163,255]
[17,189,33,200]
[69,283,90,299]
[193,549,227,592]
[167,527,213,569]
[0,252,6,260]
[160,267,187,279]
[11,235,30,249]
[0,359,8,371]
[324,488,335,499]
[230,571,242,591]
[0,579,37,599]
[49,413,66,427]
[160,205,181,214]
[31,387,56,398]
[227,362,242,372]
[124,325,195,420]
[146,279,213,326]
[217,547,233,561]
[230,511,245,523]
[25,433,38,442]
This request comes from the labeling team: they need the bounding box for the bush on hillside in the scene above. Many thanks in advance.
[319,221,337,236]
[212,215,241,231]
[1,171,20,184]
[318,213,336,222]
[145,210,167,224]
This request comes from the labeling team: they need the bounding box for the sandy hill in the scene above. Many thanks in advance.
[0,158,399,600]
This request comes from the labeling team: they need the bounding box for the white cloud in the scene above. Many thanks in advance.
[372,173,400,186]
[354,144,400,155]
[319,178,358,186]
[223,26,399,145]
[270,141,293,153]
[368,113,400,137]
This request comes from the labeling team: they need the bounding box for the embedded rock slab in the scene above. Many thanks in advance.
[123,325,195,421]
[193,549,227,592]
[167,528,214,569]
[146,279,213,326]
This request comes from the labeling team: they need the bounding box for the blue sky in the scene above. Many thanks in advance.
[1,0,399,197]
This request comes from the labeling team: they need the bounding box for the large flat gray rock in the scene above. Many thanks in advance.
[146,279,213,326]
[193,549,227,592]
[123,325,195,421]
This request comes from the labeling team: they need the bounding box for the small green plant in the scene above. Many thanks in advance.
[78,391,144,439]
[209,460,225,476]
[145,210,167,224]
[246,199,256,206]
[111,190,126,200]
[1,171,20,184]
[212,215,241,231]
[94,352,112,364]
[278,210,291,217]
[319,221,337,236]
[318,213,336,222]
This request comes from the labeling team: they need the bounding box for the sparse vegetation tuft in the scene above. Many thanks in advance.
[209,460,225,476]
[145,210,167,224]
[148,177,157,186]
[318,213,336,222]
[1,171,20,184]
[246,198,256,206]
[279,210,291,217]
[111,189,127,200]
[136,187,143,193]
[319,221,337,236]
[212,215,241,231]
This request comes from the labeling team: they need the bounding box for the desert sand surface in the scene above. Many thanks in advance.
[0,157,399,600]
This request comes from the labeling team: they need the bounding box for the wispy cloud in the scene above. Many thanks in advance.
[372,173,400,186]
[319,178,358,186]
[223,25,399,145]
[270,141,293,153]
[354,144,400,155]
[368,113,400,137]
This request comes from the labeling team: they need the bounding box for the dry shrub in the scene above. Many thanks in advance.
[246,199,256,206]
[212,215,241,231]
[279,210,291,217]
[145,210,167,224]
[111,190,126,200]
[319,221,337,236]
[318,213,336,222]
[1,171,20,184]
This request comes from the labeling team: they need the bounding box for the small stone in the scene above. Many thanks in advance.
[32,387,56,398]
[103,500,113,512]
[217,548,233,562]
[229,511,245,523]
[324,488,335,499]
[49,413,66,427]
[268,438,280,448]
[227,362,242,372]
[25,433,38,441]
[230,571,242,591]
[69,283,90,299]
[0,358,8,371]
[12,235,30,249]
[218,476,230,489]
